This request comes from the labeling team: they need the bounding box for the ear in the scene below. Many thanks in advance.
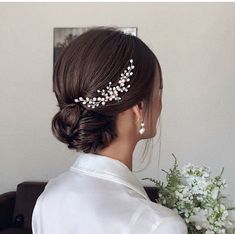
[132,101,144,124]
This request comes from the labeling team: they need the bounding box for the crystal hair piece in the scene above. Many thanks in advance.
[74,59,135,109]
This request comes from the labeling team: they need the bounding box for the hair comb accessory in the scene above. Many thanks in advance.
[74,58,135,109]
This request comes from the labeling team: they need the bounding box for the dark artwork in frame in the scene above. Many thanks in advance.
[53,27,138,67]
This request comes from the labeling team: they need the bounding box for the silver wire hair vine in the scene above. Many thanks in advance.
[74,59,135,109]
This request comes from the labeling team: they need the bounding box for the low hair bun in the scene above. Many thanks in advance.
[51,105,118,153]
[51,103,82,145]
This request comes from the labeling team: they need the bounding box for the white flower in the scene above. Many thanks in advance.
[205,230,215,234]
[190,209,207,222]
[211,187,219,199]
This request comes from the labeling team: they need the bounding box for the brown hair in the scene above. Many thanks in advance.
[52,26,163,158]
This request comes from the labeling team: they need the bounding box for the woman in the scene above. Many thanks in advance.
[32,26,187,234]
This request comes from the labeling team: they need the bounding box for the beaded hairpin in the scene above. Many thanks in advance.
[74,59,135,109]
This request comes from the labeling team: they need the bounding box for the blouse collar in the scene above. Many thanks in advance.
[69,151,150,201]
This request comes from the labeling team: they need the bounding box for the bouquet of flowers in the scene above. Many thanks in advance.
[142,153,235,234]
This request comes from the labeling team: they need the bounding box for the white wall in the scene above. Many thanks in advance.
[0,3,234,201]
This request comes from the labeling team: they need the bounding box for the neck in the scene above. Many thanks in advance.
[96,137,137,171]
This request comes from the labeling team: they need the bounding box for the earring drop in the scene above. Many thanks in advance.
[139,120,145,135]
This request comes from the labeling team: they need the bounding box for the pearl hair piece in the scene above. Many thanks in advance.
[74,59,135,109]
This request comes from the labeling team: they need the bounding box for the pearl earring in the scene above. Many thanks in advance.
[139,120,145,135]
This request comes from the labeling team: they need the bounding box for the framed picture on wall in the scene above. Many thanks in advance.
[53,26,138,66]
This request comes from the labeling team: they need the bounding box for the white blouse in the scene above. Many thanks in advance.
[32,151,188,234]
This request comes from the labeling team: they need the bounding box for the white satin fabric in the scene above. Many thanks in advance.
[32,151,187,234]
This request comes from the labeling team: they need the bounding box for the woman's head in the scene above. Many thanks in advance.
[52,26,163,154]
